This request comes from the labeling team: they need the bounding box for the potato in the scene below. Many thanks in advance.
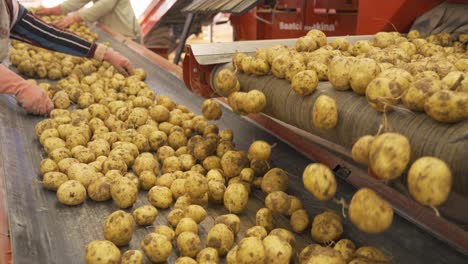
[216,140,235,157]
[111,177,138,208]
[43,137,66,153]
[307,61,328,81]
[133,155,159,176]
[87,177,111,202]
[58,157,79,173]
[244,89,267,114]
[221,150,249,178]
[141,233,172,263]
[171,179,187,199]
[311,211,343,243]
[175,257,198,264]
[260,167,288,194]
[185,172,209,199]
[295,36,318,52]
[48,147,71,163]
[157,173,177,188]
[177,231,202,257]
[286,195,303,216]
[57,180,86,205]
[88,104,110,120]
[349,58,381,94]
[85,240,120,264]
[139,170,157,190]
[103,210,135,246]
[245,226,267,240]
[334,239,356,262]
[132,205,158,226]
[255,208,275,232]
[241,56,254,73]
[105,170,123,182]
[247,141,270,162]
[224,183,249,214]
[299,244,323,263]
[407,157,452,207]
[202,99,222,120]
[351,135,374,165]
[424,90,468,123]
[232,53,248,71]
[53,91,70,109]
[306,247,345,264]
[226,246,238,264]
[215,214,241,235]
[328,56,352,90]
[87,139,110,157]
[366,77,403,112]
[302,163,336,201]
[402,78,443,111]
[175,217,198,235]
[290,209,309,233]
[442,71,465,91]
[355,246,388,262]
[39,128,59,145]
[153,225,175,241]
[66,133,88,149]
[331,37,350,51]
[265,191,291,214]
[148,186,173,209]
[184,204,206,223]
[215,69,240,96]
[35,118,58,137]
[42,172,68,191]
[272,53,292,79]
[369,132,410,180]
[121,249,144,264]
[162,156,183,173]
[414,70,439,81]
[290,70,319,96]
[312,95,338,130]
[208,180,226,204]
[285,59,306,81]
[197,247,219,264]
[235,237,266,264]
[168,131,188,150]
[157,145,175,162]
[102,157,128,174]
[263,235,292,264]
[39,158,58,176]
[167,208,186,227]
[349,188,393,234]
[206,223,235,256]
[67,163,97,188]
[250,58,270,75]
[270,228,296,248]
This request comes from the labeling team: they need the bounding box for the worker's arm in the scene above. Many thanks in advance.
[36,0,90,15]
[11,5,97,58]
[10,4,134,75]
[78,0,119,23]
[0,65,53,115]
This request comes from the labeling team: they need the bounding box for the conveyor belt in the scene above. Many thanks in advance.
[0,28,466,263]
[182,0,259,15]
[212,63,468,195]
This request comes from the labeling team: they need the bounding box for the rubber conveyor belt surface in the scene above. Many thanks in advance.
[0,29,466,263]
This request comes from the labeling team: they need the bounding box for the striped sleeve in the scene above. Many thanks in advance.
[10,5,97,58]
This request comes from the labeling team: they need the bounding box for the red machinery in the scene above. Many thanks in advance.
[230,0,444,40]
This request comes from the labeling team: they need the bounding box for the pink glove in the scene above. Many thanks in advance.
[94,44,134,76]
[36,5,62,16]
[0,66,54,115]
[54,14,81,29]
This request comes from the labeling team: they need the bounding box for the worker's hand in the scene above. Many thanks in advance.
[54,14,81,29]
[36,5,62,16]
[93,44,134,76]
[16,83,54,115]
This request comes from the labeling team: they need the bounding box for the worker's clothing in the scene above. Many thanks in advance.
[0,0,97,63]
[60,0,140,39]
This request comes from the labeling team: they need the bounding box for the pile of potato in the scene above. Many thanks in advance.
[30,50,393,263]
[231,30,467,124]
[20,24,454,262]
[9,40,100,80]
[36,14,99,41]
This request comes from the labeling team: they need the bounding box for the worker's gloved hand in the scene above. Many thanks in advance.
[54,14,81,29]
[16,83,54,115]
[0,66,54,115]
[94,44,134,76]
[36,5,62,16]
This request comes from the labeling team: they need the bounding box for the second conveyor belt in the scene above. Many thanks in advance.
[0,28,466,263]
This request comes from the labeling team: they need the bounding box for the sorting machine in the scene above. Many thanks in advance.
[0,26,467,264]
